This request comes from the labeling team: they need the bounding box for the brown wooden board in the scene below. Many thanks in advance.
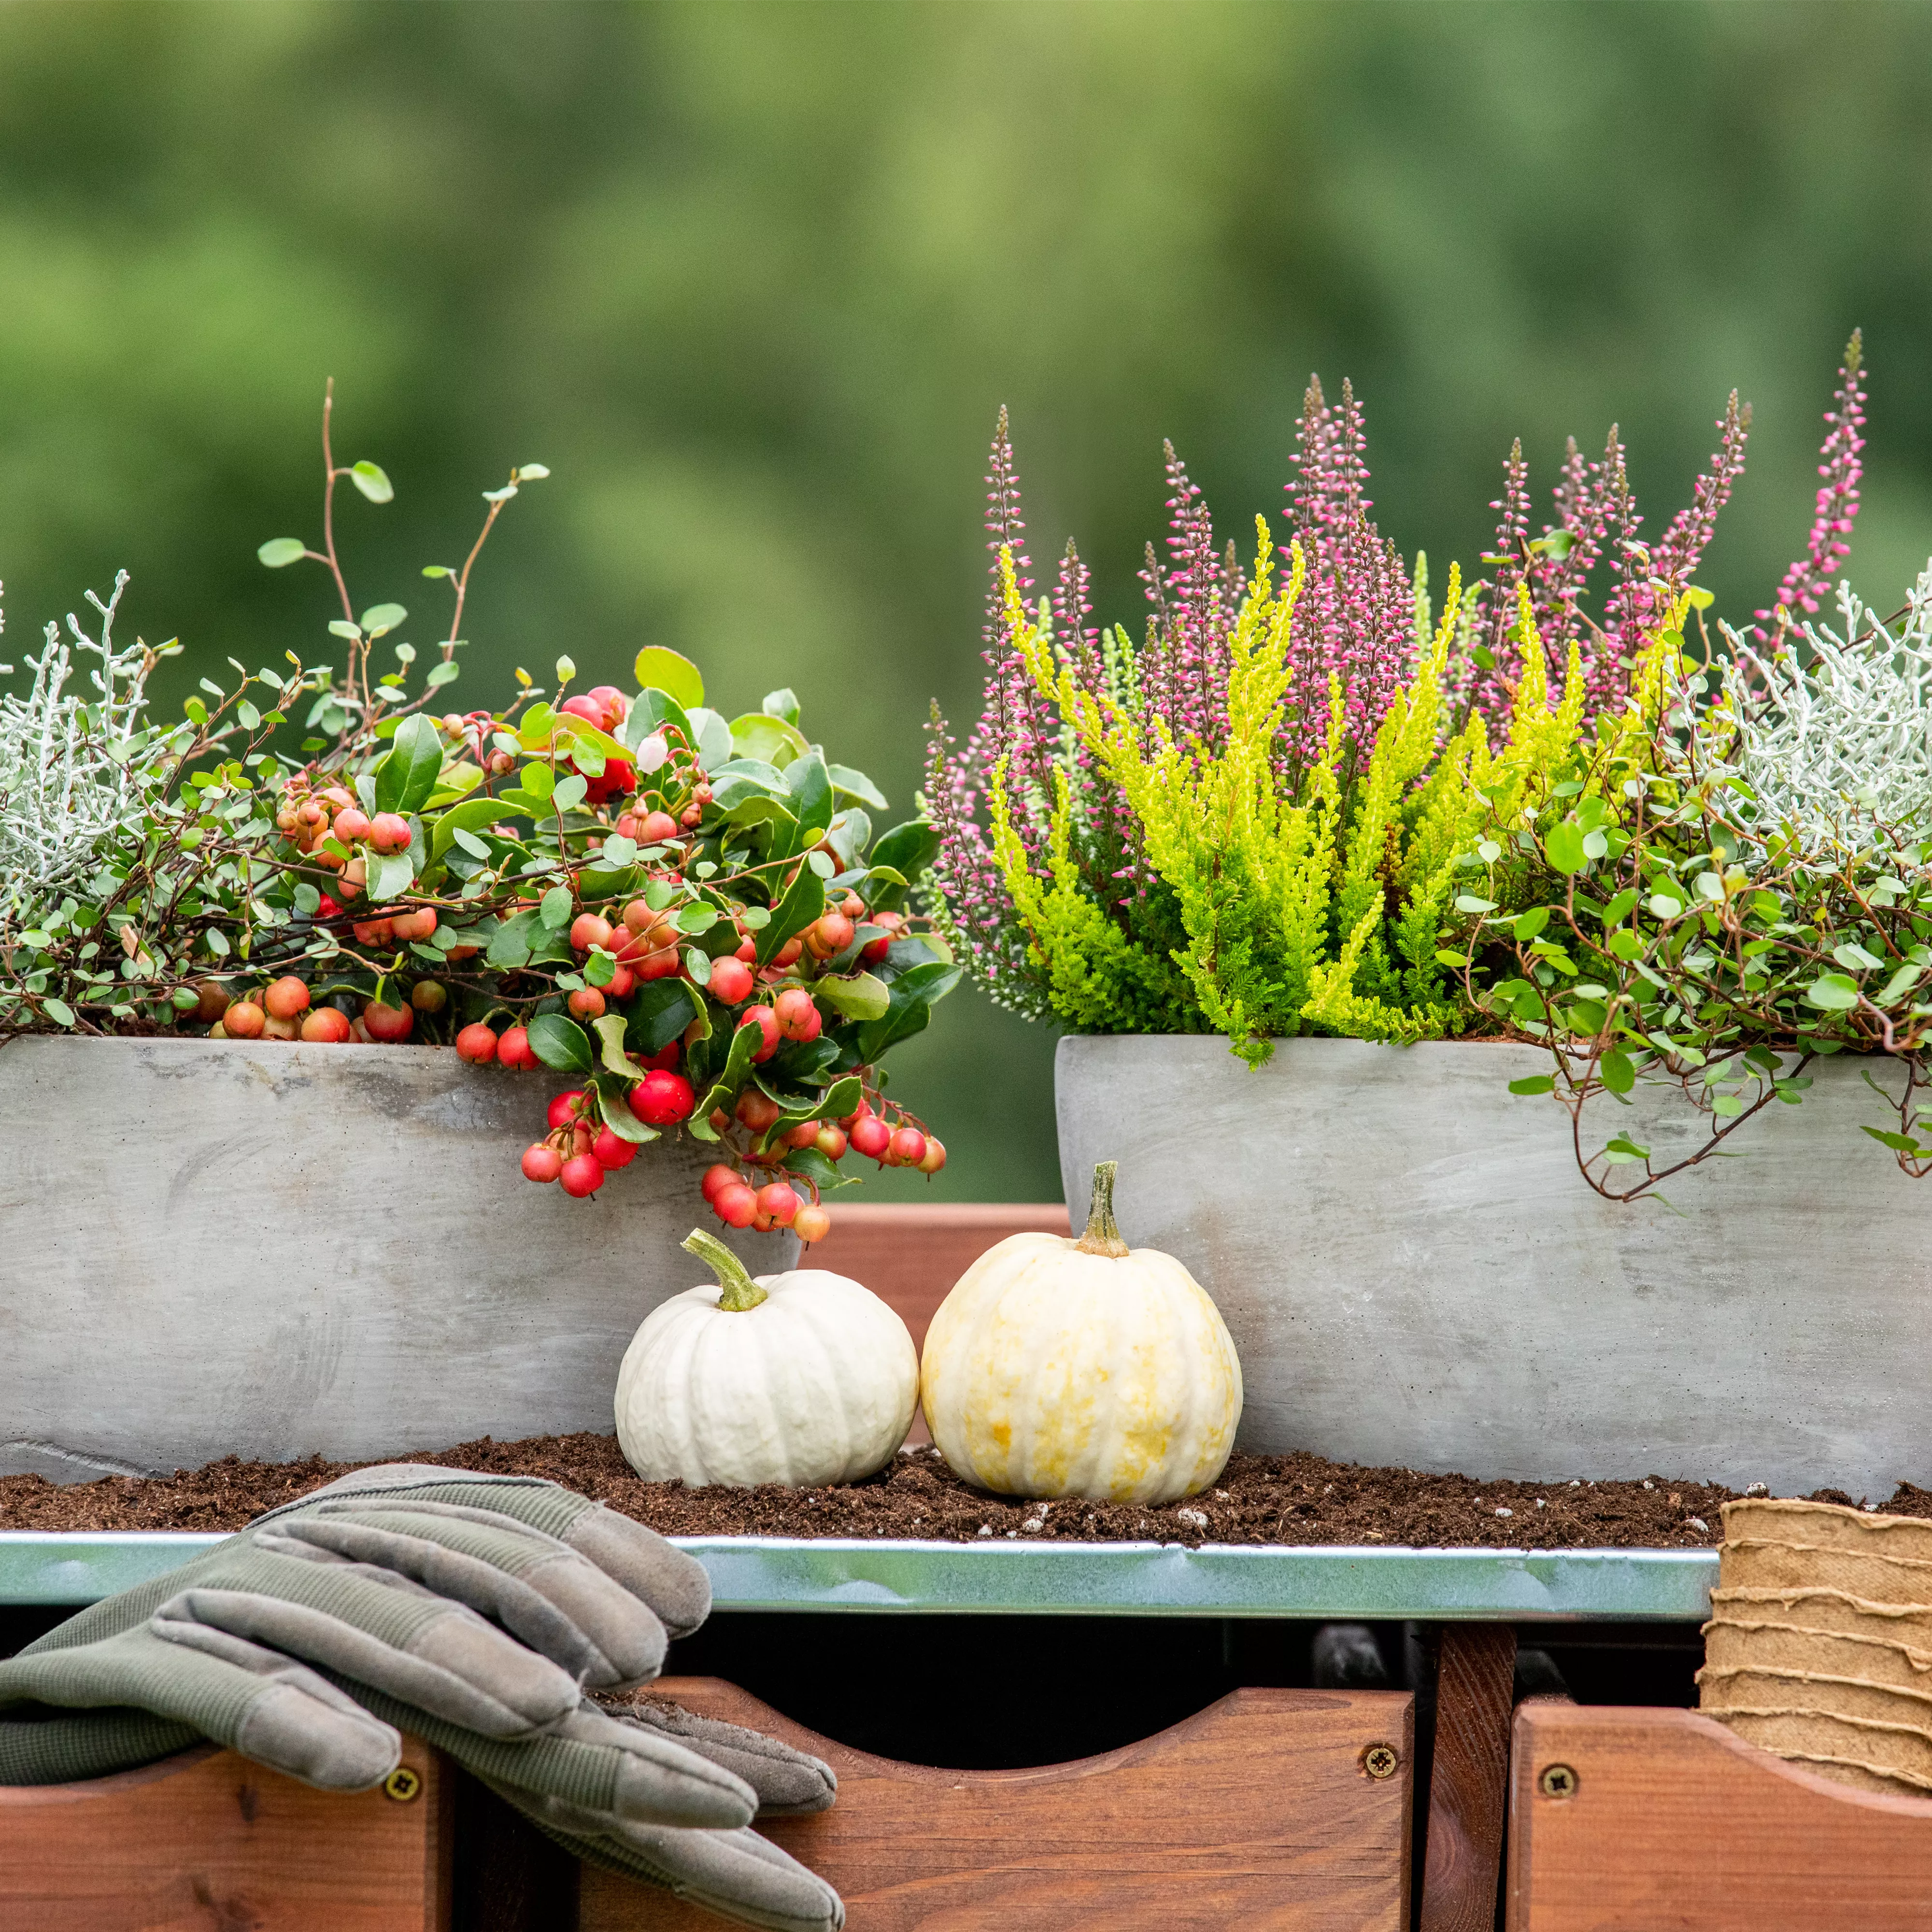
[1507,1701,1932,1930]
[1421,1622,1516,1932]
[0,1733,448,1931]
[580,1676,1411,1932]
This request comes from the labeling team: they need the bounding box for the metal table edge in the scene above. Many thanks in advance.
[0,1531,1717,1621]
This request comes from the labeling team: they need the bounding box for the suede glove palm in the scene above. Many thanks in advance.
[0,1465,841,1932]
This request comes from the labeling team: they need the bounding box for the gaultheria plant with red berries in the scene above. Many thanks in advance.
[0,391,955,1238]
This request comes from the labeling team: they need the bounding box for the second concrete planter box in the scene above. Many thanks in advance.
[0,1038,792,1481]
[1055,1034,1930,1498]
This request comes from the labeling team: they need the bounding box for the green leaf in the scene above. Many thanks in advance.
[1507,1074,1555,1095]
[1434,948,1468,969]
[360,602,408,638]
[627,979,701,1055]
[257,537,306,568]
[1512,907,1550,941]
[1878,963,1925,1006]
[826,764,888,810]
[1608,929,1646,963]
[757,863,826,966]
[236,699,261,732]
[632,647,705,710]
[729,712,810,769]
[1599,1048,1636,1094]
[677,902,720,935]
[686,705,733,767]
[814,971,891,1021]
[43,997,75,1027]
[781,1145,859,1192]
[1804,973,1862,1011]
[540,886,574,930]
[1710,1093,1745,1117]
[782,753,832,855]
[349,460,394,504]
[1833,941,1885,973]
[366,850,415,901]
[429,796,519,865]
[426,662,461,689]
[1455,894,1497,915]
[761,686,801,725]
[692,1013,764,1122]
[592,1013,639,1081]
[1862,1126,1927,1153]
[596,1084,654,1144]
[1648,894,1685,920]
[865,820,940,911]
[527,1013,593,1074]
[553,773,589,813]
[373,713,446,816]
[1544,820,1587,874]
[854,961,962,1063]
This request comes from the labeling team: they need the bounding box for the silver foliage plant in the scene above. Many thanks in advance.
[1690,562,1932,861]
[0,573,179,919]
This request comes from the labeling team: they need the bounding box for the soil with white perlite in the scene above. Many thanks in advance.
[4,1434,1924,1547]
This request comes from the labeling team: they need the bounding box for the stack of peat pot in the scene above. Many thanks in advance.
[1700,1497,1932,1795]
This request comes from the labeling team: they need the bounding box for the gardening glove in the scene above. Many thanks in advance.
[0,1465,843,1932]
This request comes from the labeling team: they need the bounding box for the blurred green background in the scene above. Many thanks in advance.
[1,0,1927,1203]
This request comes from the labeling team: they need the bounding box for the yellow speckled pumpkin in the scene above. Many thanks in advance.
[919,1162,1242,1504]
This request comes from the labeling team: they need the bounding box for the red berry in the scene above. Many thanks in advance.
[391,908,438,942]
[264,976,311,1021]
[644,1042,681,1071]
[586,685,629,732]
[630,1070,696,1126]
[701,1163,740,1202]
[794,1204,831,1243]
[498,1026,539,1070]
[315,894,343,920]
[548,1090,584,1129]
[222,1000,266,1039]
[522,1144,563,1183]
[756,1182,800,1226]
[352,917,394,947]
[734,938,757,963]
[637,947,682,981]
[568,987,607,1020]
[917,1136,947,1174]
[815,1124,848,1160]
[805,912,854,959]
[739,1005,780,1062]
[332,806,373,844]
[605,963,636,999]
[773,938,804,968]
[850,1115,892,1160]
[887,1126,927,1168]
[368,812,413,854]
[300,1007,353,1044]
[570,913,614,952]
[456,1023,499,1065]
[713,1182,757,1228]
[784,1119,822,1149]
[636,810,679,845]
[410,980,448,1013]
[773,987,821,1043]
[363,998,414,1043]
[560,1153,606,1198]
[558,693,607,729]
[735,1088,783,1132]
[839,1097,872,1130]
[592,1127,638,1169]
[707,957,754,1005]
[622,899,656,934]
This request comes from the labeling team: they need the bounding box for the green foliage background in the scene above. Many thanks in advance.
[1,0,1928,1201]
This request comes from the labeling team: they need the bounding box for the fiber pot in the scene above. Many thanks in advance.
[0,1038,793,1481]
[1055,1034,1931,1497]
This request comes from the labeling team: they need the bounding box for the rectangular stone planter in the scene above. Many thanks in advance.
[0,1038,792,1481]
[1055,1034,1930,1497]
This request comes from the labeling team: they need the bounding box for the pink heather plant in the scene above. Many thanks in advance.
[926,350,1864,1025]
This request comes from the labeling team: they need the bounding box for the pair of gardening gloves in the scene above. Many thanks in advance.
[0,1465,842,1932]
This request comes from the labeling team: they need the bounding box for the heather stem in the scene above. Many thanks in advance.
[683,1228,768,1311]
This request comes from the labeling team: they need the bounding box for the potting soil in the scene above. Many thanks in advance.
[5,1433,1922,1548]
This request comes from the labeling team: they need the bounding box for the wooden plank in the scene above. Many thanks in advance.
[1507,1702,1932,1930]
[0,1733,448,1932]
[580,1676,1412,1931]
[1420,1621,1515,1932]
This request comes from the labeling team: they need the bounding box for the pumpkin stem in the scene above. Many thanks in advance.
[1075,1160,1130,1258]
[683,1228,769,1312]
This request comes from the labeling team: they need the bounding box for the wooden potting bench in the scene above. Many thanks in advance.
[6,1205,1930,1928]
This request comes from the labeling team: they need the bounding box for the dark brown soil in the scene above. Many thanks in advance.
[5,1433,1925,1548]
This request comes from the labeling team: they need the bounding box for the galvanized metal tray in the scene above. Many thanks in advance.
[0,1531,1716,1621]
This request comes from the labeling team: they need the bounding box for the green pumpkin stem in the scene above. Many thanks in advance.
[683,1228,769,1311]
[1076,1160,1130,1258]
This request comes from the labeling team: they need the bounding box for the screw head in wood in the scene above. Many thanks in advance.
[384,1766,423,1803]
[1538,1762,1578,1800]
[1362,1743,1400,1780]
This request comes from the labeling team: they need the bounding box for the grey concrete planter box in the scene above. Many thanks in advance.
[0,1038,792,1481]
[1056,1034,1929,1498]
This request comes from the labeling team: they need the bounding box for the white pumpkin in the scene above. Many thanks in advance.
[615,1230,919,1489]
[920,1162,1242,1505]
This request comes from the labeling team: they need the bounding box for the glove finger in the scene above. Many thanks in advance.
[1,1621,399,1790]
[261,1504,668,1685]
[156,1581,579,1739]
[602,1697,836,1815]
[255,1467,712,1644]
[350,1686,756,1830]
[511,1798,845,1932]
